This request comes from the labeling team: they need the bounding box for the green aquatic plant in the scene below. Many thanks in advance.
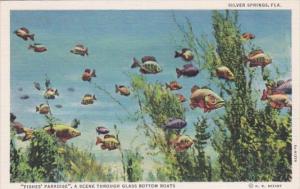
[62,143,116,182]
[124,149,144,182]
[131,75,212,181]
[177,10,291,181]
[27,130,65,182]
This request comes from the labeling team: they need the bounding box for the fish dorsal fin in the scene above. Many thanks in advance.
[201,86,212,90]
[182,48,190,52]
[34,43,41,45]
[183,64,194,68]
[141,56,157,63]
[76,44,84,48]
[119,85,125,88]
[276,80,285,86]
[20,27,29,33]
[191,85,200,93]
[104,134,116,139]
[85,94,92,97]
[167,117,176,122]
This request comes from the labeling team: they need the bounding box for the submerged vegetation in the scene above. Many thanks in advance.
[10,10,291,182]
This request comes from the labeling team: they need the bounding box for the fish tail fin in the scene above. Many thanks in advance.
[36,106,39,112]
[92,69,96,77]
[174,51,181,58]
[28,44,34,50]
[165,83,170,89]
[13,30,17,34]
[23,128,33,141]
[131,58,140,68]
[85,48,88,56]
[96,137,102,145]
[55,89,59,96]
[115,85,119,93]
[93,95,97,100]
[176,68,182,78]
[28,34,34,41]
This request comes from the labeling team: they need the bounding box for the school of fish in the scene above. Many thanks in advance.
[11,28,292,154]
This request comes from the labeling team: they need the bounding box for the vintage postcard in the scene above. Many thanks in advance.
[1,1,299,189]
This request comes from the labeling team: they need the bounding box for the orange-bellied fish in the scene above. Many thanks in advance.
[175,48,194,61]
[264,94,292,109]
[44,88,59,99]
[96,135,120,150]
[81,94,96,105]
[247,49,271,68]
[82,69,96,82]
[115,85,130,96]
[166,81,182,90]
[36,104,50,114]
[261,79,292,100]
[28,43,47,53]
[23,124,81,142]
[190,85,225,112]
[169,134,194,152]
[131,56,162,74]
[241,32,255,40]
[14,27,34,41]
[215,66,235,80]
[70,44,88,56]
[176,93,186,103]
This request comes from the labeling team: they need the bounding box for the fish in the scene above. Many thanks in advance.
[169,134,194,152]
[20,95,30,100]
[36,104,50,114]
[176,93,186,103]
[131,57,162,74]
[175,48,194,61]
[55,104,63,109]
[10,113,17,122]
[67,87,75,92]
[71,119,80,129]
[28,43,47,53]
[96,126,110,135]
[115,85,130,96]
[23,124,81,142]
[70,44,88,56]
[14,27,34,41]
[241,32,255,40]
[18,87,23,91]
[190,85,225,112]
[265,94,292,109]
[22,128,34,141]
[44,124,81,142]
[261,79,292,100]
[248,49,264,58]
[215,66,235,80]
[45,79,51,89]
[163,118,187,130]
[166,81,182,90]
[247,50,272,68]
[33,82,41,90]
[176,64,199,78]
[81,94,96,105]
[10,113,25,134]
[44,88,59,99]
[82,69,96,82]
[96,135,120,150]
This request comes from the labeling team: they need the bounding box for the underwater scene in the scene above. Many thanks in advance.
[10,10,292,182]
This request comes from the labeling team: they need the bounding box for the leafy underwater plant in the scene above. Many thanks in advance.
[175,10,291,181]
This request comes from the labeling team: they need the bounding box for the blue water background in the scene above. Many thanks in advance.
[11,10,291,176]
